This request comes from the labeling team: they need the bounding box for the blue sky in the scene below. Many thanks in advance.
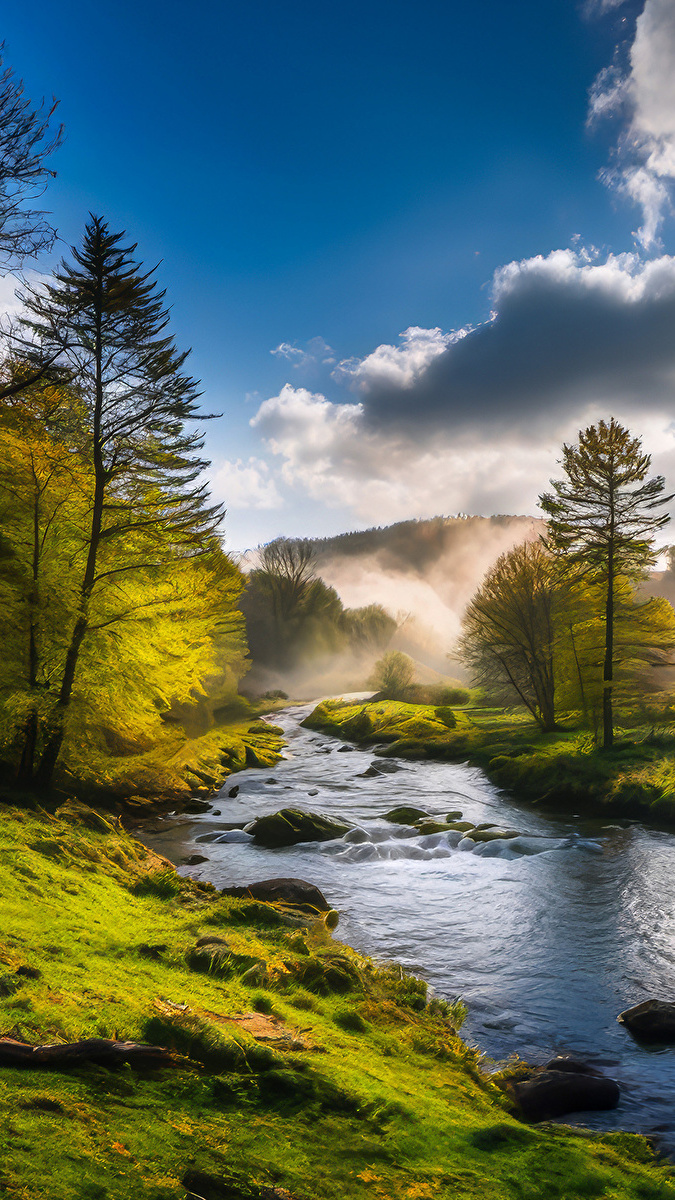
[4,0,675,548]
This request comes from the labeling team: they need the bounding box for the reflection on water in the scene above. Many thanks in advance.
[140,705,675,1152]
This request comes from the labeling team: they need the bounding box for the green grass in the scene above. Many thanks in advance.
[304,699,675,822]
[0,805,672,1197]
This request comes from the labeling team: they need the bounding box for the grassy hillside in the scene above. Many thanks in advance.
[303,699,675,822]
[0,804,672,1198]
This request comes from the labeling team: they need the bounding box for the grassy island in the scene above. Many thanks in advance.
[0,803,673,1198]
[303,699,675,824]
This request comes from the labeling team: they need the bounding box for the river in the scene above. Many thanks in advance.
[140,703,675,1152]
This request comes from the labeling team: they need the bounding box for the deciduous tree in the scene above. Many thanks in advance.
[459,540,558,730]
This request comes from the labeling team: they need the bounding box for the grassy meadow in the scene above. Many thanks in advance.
[0,805,672,1198]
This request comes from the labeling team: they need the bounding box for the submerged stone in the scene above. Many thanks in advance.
[469,828,520,843]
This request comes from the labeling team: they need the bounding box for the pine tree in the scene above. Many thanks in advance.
[539,418,672,749]
[16,215,223,786]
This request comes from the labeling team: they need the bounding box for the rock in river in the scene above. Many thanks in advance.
[220,876,331,912]
[513,1060,620,1120]
[369,759,402,774]
[381,806,430,824]
[618,999,675,1041]
[247,808,351,848]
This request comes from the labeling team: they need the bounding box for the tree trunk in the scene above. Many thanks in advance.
[603,548,614,750]
[34,266,105,790]
[16,484,41,784]
[568,621,589,726]
[16,709,38,784]
[34,614,89,787]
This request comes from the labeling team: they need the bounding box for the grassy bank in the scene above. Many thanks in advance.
[303,699,675,822]
[1,713,286,818]
[0,805,672,1198]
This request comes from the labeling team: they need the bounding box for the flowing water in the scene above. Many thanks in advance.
[140,704,675,1151]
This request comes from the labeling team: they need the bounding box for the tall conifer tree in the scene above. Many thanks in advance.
[539,418,672,749]
[17,215,223,786]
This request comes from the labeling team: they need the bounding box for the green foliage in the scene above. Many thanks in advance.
[0,216,248,789]
[0,372,250,794]
[460,540,557,730]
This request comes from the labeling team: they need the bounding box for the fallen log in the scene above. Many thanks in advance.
[0,1037,186,1071]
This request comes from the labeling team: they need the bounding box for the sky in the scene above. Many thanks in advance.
[4,0,675,550]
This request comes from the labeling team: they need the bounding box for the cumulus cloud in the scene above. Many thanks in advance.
[250,383,570,525]
[211,456,282,510]
[590,0,675,247]
[339,248,675,433]
[333,325,459,390]
[246,247,675,529]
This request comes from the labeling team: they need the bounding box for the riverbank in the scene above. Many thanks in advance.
[0,711,286,819]
[303,699,675,822]
[1,802,673,1198]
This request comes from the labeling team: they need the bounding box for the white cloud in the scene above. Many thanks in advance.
[590,0,675,247]
[270,336,335,369]
[333,326,458,391]
[211,456,282,510]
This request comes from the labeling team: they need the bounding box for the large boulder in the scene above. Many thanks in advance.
[221,877,331,913]
[247,808,350,848]
[513,1061,620,1120]
[618,999,675,1041]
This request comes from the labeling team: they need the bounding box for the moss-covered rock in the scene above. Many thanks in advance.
[469,828,520,843]
[247,808,350,848]
[381,806,430,824]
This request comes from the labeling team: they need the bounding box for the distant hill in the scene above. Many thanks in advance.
[309,514,544,672]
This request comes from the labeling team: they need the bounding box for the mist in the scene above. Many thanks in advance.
[239,514,544,699]
[313,515,544,673]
